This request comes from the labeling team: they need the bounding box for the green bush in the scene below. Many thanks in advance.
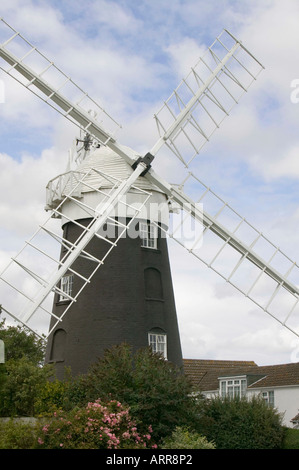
[199,395,284,449]
[0,358,53,417]
[282,427,299,449]
[35,399,155,449]
[162,426,215,449]
[0,419,39,449]
[34,379,69,416]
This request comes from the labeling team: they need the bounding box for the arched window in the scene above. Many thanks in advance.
[148,328,167,359]
[50,329,66,362]
[144,268,163,299]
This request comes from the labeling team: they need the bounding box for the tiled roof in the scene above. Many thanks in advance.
[246,363,299,388]
[183,359,299,391]
[183,359,257,391]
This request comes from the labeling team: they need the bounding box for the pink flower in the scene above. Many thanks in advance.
[38,437,44,445]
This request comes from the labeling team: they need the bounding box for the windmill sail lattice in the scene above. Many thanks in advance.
[150,29,264,166]
[153,172,299,337]
[0,18,298,344]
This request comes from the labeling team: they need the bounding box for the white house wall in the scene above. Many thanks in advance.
[247,386,299,428]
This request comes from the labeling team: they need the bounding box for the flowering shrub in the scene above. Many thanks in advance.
[36,399,154,449]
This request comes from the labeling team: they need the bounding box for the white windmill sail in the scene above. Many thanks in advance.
[150,29,264,165]
[0,18,298,343]
[0,17,122,158]
[146,171,299,338]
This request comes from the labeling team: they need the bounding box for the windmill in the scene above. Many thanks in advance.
[0,18,299,379]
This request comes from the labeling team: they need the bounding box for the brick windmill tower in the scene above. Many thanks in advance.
[43,144,183,378]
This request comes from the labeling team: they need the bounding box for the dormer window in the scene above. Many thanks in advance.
[220,377,247,398]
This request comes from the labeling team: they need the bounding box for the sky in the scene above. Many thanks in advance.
[1,0,299,366]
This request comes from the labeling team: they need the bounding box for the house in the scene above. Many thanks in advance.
[183,359,299,428]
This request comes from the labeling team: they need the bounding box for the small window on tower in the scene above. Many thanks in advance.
[59,274,74,302]
[148,331,167,359]
[140,222,157,249]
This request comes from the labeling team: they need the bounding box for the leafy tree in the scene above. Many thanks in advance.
[0,357,52,416]
[82,344,201,442]
[0,319,52,416]
[0,319,45,365]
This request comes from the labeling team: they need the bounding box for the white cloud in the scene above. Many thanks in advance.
[89,0,142,34]
[0,147,66,236]
[165,38,206,79]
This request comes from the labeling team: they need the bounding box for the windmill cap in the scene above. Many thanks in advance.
[76,145,164,195]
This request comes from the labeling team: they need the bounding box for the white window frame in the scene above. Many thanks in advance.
[148,332,167,359]
[59,274,74,302]
[220,377,247,398]
[261,390,274,407]
[140,222,158,249]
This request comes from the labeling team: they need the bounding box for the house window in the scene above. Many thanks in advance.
[148,331,167,359]
[262,390,274,407]
[140,222,157,249]
[220,378,247,398]
[59,274,74,301]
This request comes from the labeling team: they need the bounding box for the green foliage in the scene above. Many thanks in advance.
[0,319,52,417]
[199,395,284,449]
[35,399,155,449]
[34,379,69,416]
[161,426,215,449]
[282,427,299,449]
[0,319,46,365]
[0,357,53,417]
[0,323,288,449]
[0,419,39,449]
[82,344,200,442]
